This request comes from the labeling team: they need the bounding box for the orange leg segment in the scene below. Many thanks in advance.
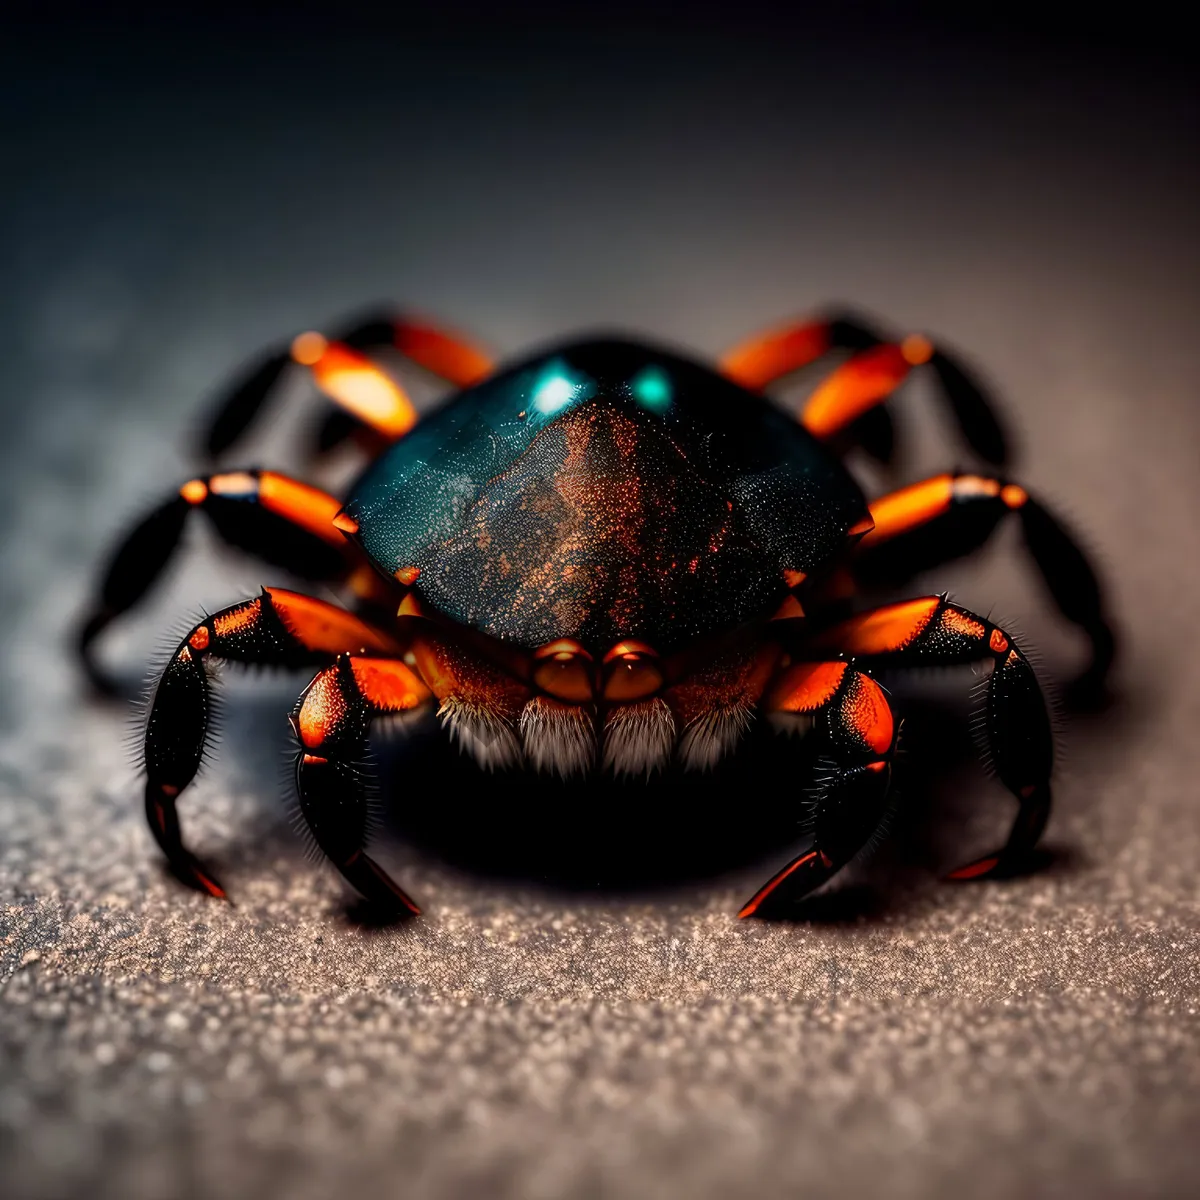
[328,310,494,387]
[292,654,432,915]
[719,318,837,390]
[740,661,897,918]
[291,334,419,439]
[805,597,1054,881]
[386,316,495,387]
[850,473,1115,700]
[801,343,918,439]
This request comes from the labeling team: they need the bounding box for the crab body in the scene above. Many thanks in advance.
[79,306,1114,919]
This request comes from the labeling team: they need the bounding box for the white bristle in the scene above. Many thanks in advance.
[603,698,675,778]
[677,703,753,771]
[519,696,595,777]
[438,697,522,771]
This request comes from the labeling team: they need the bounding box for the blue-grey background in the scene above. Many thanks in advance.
[2,9,1198,1199]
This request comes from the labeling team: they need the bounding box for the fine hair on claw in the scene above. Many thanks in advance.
[677,702,753,771]
[603,698,675,778]
[520,696,596,777]
[439,697,522,771]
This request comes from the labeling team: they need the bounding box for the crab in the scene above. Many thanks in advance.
[79,307,1114,918]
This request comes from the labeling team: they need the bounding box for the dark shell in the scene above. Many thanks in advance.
[345,337,868,654]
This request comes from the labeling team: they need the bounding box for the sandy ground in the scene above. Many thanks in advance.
[2,22,1198,1200]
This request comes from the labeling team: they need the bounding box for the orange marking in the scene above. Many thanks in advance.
[393,320,494,387]
[801,343,910,438]
[900,333,934,366]
[766,660,847,713]
[952,474,1002,499]
[179,479,208,505]
[865,760,887,773]
[844,673,894,755]
[408,629,530,712]
[738,851,822,918]
[349,657,430,711]
[847,514,876,538]
[719,321,832,390]
[394,565,420,586]
[409,633,459,699]
[815,597,940,657]
[301,754,329,765]
[188,626,210,652]
[265,588,399,655]
[947,856,1000,881]
[258,472,345,546]
[160,784,179,798]
[397,592,427,619]
[989,628,1010,654]
[783,569,807,588]
[211,599,261,638]
[1001,483,1028,509]
[771,594,806,621]
[193,869,227,900]
[290,331,329,365]
[298,669,347,749]
[536,639,593,662]
[332,511,359,535]
[860,475,954,546]
[602,640,657,663]
[209,471,258,497]
[306,340,418,438]
[941,607,987,639]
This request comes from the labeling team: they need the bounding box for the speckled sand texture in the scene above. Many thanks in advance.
[2,25,1198,1200]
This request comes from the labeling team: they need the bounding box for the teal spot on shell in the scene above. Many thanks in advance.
[630,364,673,414]
[530,359,595,419]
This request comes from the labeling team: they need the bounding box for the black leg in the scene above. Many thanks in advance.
[741,660,897,917]
[78,469,357,693]
[842,404,897,465]
[202,349,295,460]
[141,588,405,899]
[849,472,1116,702]
[291,654,430,915]
[805,596,1055,880]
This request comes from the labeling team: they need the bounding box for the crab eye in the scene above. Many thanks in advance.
[532,639,595,702]
[601,640,663,701]
[630,365,672,414]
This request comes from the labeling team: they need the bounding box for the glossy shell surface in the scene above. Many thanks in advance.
[345,337,868,654]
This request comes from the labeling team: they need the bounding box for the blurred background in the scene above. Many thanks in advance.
[2,5,1198,1200]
